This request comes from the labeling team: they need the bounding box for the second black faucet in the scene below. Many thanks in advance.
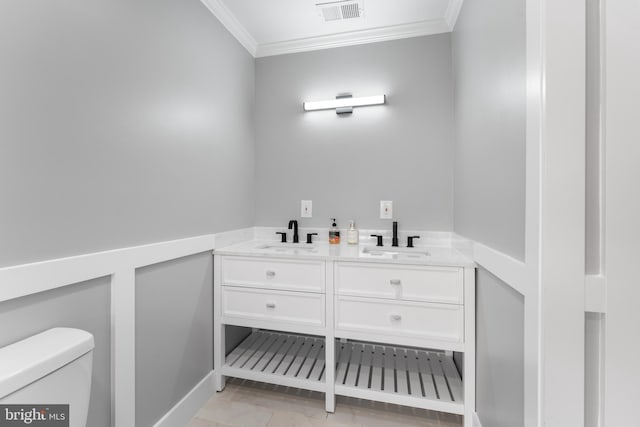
[288,219,299,243]
[392,221,399,247]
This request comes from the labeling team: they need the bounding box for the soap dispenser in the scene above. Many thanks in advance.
[347,220,358,245]
[329,218,341,245]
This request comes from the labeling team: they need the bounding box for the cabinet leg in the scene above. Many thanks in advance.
[325,391,335,413]
[463,411,473,427]
[214,372,226,392]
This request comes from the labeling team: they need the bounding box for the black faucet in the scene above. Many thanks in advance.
[370,234,384,247]
[407,235,420,248]
[288,220,299,243]
[392,221,399,247]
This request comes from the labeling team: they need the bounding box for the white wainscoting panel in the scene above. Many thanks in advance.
[0,227,254,427]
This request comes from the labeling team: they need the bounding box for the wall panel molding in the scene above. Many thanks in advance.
[0,227,252,426]
[585,274,606,313]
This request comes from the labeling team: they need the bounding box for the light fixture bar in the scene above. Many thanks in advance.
[303,94,386,112]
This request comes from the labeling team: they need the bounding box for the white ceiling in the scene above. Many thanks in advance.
[200,0,463,57]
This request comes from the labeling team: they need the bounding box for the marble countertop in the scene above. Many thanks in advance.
[214,239,475,268]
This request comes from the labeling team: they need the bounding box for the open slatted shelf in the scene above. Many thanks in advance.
[221,330,327,392]
[222,331,464,415]
[334,341,464,415]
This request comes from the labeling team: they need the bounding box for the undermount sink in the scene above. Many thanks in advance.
[255,243,319,254]
[360,246,430,260]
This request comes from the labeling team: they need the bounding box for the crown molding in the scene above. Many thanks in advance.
[444,0,464,30]
[200,0,460,58]
[199,0,257,56]
[255,19,451,58]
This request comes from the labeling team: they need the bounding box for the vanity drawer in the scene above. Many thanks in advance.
[335,296,463,343]
[221,256,325,293]
[222,287,325,327]
[335,262,463,304]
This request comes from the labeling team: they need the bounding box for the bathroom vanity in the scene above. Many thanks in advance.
[213,238,476,426]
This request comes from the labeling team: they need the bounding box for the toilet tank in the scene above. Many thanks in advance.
[0,328,95,427]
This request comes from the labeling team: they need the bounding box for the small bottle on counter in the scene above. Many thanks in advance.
[347,220,358,245]
[329,218,341,245]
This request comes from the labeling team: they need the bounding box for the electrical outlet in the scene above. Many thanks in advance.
[380,200,393,219]
[301,200,312,218]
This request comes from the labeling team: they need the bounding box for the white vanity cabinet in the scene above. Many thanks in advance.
[332,261,475,420]
[218,256,326,335]
[334,262,465,349]
[213,250,476,427]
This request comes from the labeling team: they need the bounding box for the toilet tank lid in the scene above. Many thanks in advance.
[0,328,95,399]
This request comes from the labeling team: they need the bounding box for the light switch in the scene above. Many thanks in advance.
[380,200,393,219]
[301,200,312,218]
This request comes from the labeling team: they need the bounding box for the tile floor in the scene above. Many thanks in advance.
[187,377,463,427]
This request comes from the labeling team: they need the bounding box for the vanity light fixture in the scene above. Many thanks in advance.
[303,93,386,114]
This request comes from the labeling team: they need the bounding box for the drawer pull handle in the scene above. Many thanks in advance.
[266,270,276,278]
[390,313,402,321]
[390,279,401,286]
[266,302,276,309]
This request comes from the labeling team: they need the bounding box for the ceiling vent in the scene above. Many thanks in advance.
[316,1,364,22]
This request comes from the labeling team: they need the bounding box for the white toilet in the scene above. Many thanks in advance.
[0,328,95,427]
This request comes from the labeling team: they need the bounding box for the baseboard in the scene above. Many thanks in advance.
[473,412,483,427]
[153,371,215,427]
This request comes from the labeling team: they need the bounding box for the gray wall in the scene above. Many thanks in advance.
[0,0,255,268]
[585,0,604,425]
[135,253,213,427]
[254,35,454,230]
[585,312,603,427]
[0,278,111,427]
[452,0,526,260]
[475,268,525,427]
[586,0,602,276]
[452,1,527,426]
